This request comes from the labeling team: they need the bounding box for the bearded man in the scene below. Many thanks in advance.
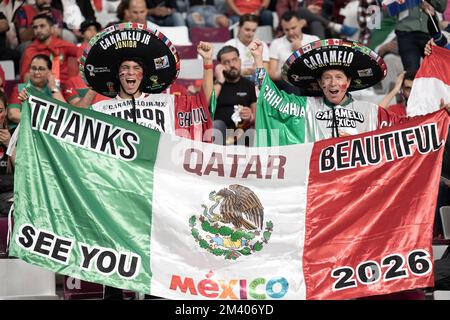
[213,45,257,145]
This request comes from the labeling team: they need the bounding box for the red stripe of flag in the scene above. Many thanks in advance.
[415,46,450,85]
[303,110,449,299]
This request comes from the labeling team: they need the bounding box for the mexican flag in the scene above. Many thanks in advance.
[9,88,449,299]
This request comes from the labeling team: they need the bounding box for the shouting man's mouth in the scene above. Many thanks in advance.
[329,89,339,95]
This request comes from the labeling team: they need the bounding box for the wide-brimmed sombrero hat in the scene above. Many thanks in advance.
[282,39,387,96]
[80,22,180,97]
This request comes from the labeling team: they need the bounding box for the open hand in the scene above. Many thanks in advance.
[424,38,435,56]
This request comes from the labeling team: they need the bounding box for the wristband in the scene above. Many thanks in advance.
[203,64,213,70]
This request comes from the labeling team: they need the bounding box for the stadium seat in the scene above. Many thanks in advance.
[63,276,139,300]
[158,26,191,46]
[190,27,230,45]
[178,59,203,79]
[4,80,18,99]
[433,290,450,300]
[255,26,274,44]
[0,259,57,299]
[0,60,15,80]
[440,206,450,239]
[211,42,227,58]
[175,45,198,59]
[0,217,8,258]
[63,276,104,300]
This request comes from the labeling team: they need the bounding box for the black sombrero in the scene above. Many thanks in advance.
[282,39,387,96]
[80,22,180,97]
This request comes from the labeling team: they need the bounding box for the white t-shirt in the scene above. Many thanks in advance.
[91,93,175,133]
[224,38,270,69]
[269,33,319,76]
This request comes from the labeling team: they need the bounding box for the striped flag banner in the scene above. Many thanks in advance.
[9,88,449,300]
[407,45,450,116]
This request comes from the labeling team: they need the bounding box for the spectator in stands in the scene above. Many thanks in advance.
[76,42,214,126]
[224,14,270,81]
[13,0,76,51]
[9,54,66,124]
[147,0,186,26]
[393,0,446,72]
[62,20,104,106]
[379,71,416,115]
[20,14,79,89]
[0,12,20,75]
[213,45,256,146]
[250,38,450,141]
[106,0,132,26]
[77,20,102,57]
[127,0,152,25]
[276,0,358,39]
[269,10,319,94]
[0,90,14,216]
[186,0,230,28]
[227,0,273,27]
[57,0,89,34]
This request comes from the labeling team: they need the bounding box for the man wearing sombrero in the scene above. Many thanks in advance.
[78,23,213,139]
[249,39,450,146]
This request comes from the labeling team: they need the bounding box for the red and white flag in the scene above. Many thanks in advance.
[407,46,450,116]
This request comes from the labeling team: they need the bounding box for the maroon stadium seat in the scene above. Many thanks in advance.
[175,45,198,59]
[190,27,230,45]
[0,217,8,257]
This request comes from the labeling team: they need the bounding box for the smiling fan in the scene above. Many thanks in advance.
[80,22,180,98]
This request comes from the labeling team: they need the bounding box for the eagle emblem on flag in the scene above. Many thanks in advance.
[189,185,273,260]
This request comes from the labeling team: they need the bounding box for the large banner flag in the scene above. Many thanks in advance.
[9,88,449,299]
[407,45,450,117]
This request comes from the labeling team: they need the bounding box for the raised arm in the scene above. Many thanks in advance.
[379,72,404,109]
[197,41,214,105]
[76,88,97,109]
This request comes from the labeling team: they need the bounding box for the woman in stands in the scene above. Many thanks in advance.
[8,54,66,124]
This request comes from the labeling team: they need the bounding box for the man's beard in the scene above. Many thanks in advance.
[37,33,51,41]
[224,68,240,81]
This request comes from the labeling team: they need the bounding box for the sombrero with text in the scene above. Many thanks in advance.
[80,22,180,97]
[282,39,387,96]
